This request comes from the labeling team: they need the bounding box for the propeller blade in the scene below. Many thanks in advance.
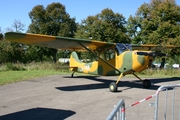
[153,52,166,57]
[136,52,150,56]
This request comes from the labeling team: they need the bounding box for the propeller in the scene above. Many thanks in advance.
[136,51,167,69]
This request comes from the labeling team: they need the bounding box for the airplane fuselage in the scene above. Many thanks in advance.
[69,51,154,76]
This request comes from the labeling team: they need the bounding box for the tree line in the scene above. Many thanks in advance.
[0,0,180,64]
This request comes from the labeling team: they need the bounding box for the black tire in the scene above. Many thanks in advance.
[109,82,118,92]
[142,79,151,88]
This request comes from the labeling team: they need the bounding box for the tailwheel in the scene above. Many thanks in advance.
[109,82,118,92]
[142,79,151,88]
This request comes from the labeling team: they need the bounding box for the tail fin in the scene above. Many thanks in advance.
[70,51,82,67]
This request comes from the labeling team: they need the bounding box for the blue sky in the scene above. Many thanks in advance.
[1,0,180,32]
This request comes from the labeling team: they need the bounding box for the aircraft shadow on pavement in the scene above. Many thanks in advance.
[0,107,75,120]
[56,76,180,92]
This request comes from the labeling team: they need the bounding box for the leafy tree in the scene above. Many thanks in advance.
[0,33,3,41]
[75,8,130,43]
[126,15,142,44]
[27,2,77,62]
[0,27,3,40]
[0,20,26,63]
[0,39,25,63]
[126,0,180,64]
[127,0,180,46]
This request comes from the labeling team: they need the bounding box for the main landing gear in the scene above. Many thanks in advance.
[142,79,151,88]
[109,82,118,92]
[133,73,151,88]
[109,73,151,92]
[109,73,123,92]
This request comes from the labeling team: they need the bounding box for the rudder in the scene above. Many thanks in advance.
[70,51,82,67]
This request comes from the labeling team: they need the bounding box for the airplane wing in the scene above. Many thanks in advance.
[5,32,115,51]
[131,44,177,51]
[5,32,178,52]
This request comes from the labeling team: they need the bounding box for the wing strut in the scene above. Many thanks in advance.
[78,42,121,74]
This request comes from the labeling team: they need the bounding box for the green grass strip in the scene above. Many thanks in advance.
[0,70,68,86]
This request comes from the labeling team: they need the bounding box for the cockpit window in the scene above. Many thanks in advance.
[105,49,115,60]
[115,43,132,55]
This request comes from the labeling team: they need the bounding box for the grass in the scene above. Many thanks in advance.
[0,70,71,86]
[0,62,71,85]
[0,62,180,86]
[137,68,180,78]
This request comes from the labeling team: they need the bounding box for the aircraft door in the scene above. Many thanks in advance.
[97,48,116,75]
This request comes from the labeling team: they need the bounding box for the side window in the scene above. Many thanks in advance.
[105,49,115,60]
[96,50,105,60]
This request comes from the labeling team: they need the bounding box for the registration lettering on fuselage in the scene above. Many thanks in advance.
[80,65,90,71]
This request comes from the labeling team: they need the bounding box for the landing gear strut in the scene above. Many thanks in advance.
[109,72,151,92]
[133,73,151,88]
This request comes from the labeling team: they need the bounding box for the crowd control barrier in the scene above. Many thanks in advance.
[106,84,180,120]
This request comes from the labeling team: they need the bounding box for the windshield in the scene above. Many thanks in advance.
[115,43,132,55]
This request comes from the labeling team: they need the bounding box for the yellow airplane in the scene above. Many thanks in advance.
[5,32,177,92]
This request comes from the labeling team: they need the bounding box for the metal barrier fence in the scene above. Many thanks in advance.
[106,99,125,120]
[106,84,180,120]
[154,84,180,120]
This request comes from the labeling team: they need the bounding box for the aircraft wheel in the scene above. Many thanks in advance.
[109,82,117,92]
[142,79,151,88]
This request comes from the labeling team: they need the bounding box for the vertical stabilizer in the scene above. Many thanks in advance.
[70,51,82,67]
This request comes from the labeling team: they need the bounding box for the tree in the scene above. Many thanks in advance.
[75,8,130,43]
[0,27,3,40]
[126,0,180,64]
[0,39,25,63]
[12,19,26,32]
[0,21,26,63]
[27,2,77,62]
[126,15,142,44]
[127,0,180,46]
[5,20,26,32]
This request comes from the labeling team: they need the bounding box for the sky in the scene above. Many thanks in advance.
[1,0,180,32]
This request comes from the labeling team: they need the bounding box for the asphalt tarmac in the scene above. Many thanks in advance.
[0,74,180,120]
